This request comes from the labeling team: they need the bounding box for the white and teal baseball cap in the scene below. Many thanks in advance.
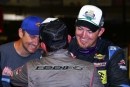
[75,5,104,32]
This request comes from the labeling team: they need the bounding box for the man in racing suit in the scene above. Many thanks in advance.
[68,5,130,87]
[10,18,104,87]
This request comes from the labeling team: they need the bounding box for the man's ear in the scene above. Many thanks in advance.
[18,28,23,38]
[68,34,72,43]
[40,42,47,52]
[98,27,105,37]
[41,42,48,55]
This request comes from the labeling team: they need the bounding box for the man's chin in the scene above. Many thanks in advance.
[78,43,86,48]
[79,45,87,49]
[78,42,88,49]
[29,50,37,54]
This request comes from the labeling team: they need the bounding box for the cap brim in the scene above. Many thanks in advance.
[75,20,99,32]
[24,29,39,35]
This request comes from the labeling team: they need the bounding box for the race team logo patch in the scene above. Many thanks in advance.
[36,22,41,27]
[118,59,127,70]
[94,62,106,67]
[94,53,105,60]
[2,67,12,76]
[98,70,107,84]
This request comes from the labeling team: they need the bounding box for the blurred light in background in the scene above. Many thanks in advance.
[3,14,25,21]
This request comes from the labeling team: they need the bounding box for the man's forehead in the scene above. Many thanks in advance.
[77,26,92,31]
[25,31,39,37]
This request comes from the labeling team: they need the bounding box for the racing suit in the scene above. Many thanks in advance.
[10,49,103,87]
[68,37,130,87]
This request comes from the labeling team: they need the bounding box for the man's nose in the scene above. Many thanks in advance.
[81,31,87,38]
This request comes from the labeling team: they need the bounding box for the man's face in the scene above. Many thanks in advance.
[21,31,40,54]
[75,26,102,49]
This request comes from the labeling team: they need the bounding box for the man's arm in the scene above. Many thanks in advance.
[107,49,130,87]
[11,64,28,87]
[0,52,3,87]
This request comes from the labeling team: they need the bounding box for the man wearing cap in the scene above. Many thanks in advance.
[0,16,45,87]
[68,5,130,87]
[10,18,104,87]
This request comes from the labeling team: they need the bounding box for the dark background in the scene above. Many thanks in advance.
[0,1,129,47]
[0,0,130,48]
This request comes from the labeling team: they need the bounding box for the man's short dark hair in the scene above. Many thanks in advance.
[39,19,68,52]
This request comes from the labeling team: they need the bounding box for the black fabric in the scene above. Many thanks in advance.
[75,20,99,32]
[68,37,130,87]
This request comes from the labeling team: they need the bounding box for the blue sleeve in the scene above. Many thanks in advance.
[108,46,130,87]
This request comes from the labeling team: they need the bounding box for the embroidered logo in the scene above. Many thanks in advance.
[118,59,125,65]
[98,70,107,84]
[118,59,127,70]
[109,46,117,50]
[83,10,95,21]
[94,62,106,67]
[2,67,12,76]
[94,53,105,60]
[36,22,41,27]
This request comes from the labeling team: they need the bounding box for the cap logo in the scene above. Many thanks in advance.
[83,10,96,21]
[36,22,41,27]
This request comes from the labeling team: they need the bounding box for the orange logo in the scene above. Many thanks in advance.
[36,22,41,27]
